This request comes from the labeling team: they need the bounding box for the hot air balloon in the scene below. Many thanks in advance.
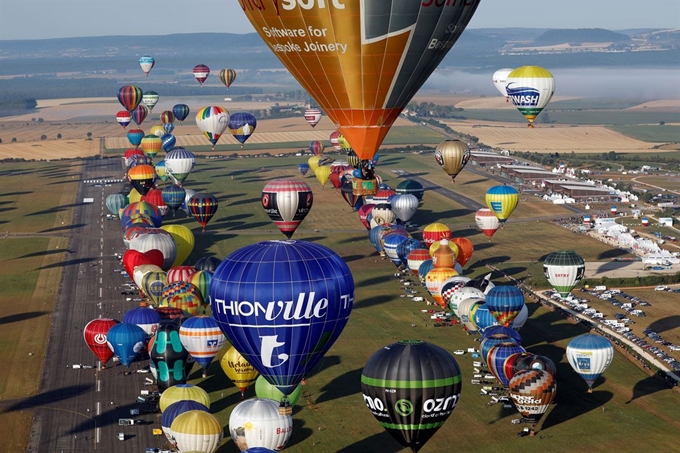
[167,266,198,285]
[150,322,190,390]
[161,133,176,153]
[139,55,155,76]
[127,128,145,148]
[160,110,175,125]
[106,193,126,216]
[124,148,145,167]
[480,334,518,369]
[129,231,177,270]
[473,303,499,333]
[190,270,212,305]
[395,179,424,202]
[128,164,156,196]
[159,383,210,413]
[149,124,165,137]
[121,201,163,228]
[543,250,586,298]
[140,134,162,158]
[309,140,324,156]
[486,341,526,386]
[83,318,120,365]
[255,375,303,407]
[315,165,331,188]
[221,346,260,397]
[187,193,218,232]
[391,194,419,223]
[481,325,522,345]
[171,410,223,453]
[131,104,149,126]
[165,147,195,187]
[106,322,147,367]
[448,287,485,319]
[162,184,187,214]
[179,316,226,376]
[229,398,293,451]
[422,222,451,247]
[485,285,525,327]
[173,104,190,124]
[508,369,556,426]
[142,269,167,305]
[450,237,473,267]
[329,131,342,151]
[116,110,131,129]
[458,297,485,333]
[196,106,229,149]
[492,68,514,100]
[475,208,500,238]
[341,181,364,211]
[297,163,310,176]
[210,240,354,403]
[485,186,519,225]
[219,68,237,89]
[194,256,222,273]
[142,91,159,111]
[161,400,210,445]
[161,225,195,268]
[566,334,614,393]
[513,353,557,378]
[382,233,410,268]
[304,108,322,128]
[193,64,210,86]
[361,340,462,453]
[123,307,161,338]
[261,179,313,239]
[435,140,470,182]
[506,65,555,128]
[228,112,257,146]
[241,3,479,195]
[370,203,396,227]
[406,249,431,277]
[122,249,164,281]
[118,85,143,112]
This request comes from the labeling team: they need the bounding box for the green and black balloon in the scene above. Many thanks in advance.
[361,340,462,453]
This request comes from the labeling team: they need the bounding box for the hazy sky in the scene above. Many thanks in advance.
[1,0,678,40]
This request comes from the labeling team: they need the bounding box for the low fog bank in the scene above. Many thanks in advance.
[424,67,680,100]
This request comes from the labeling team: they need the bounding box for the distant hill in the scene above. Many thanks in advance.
[534,28,631,45]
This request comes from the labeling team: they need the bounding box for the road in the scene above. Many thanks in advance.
[14,159,167,453]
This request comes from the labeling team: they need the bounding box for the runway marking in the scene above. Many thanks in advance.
[97,381,101,392]
[99,287,102,298]
[96,427,100,443]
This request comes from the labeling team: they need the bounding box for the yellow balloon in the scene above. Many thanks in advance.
[149,124,165,137]
[127,187,142,204]
[220,346,259,396]
[485,186,519,224]
[429,239,459,261]
[161,224,195,267]
[308,155,321,174]
[315,165,331,188]
[159,384,210,413]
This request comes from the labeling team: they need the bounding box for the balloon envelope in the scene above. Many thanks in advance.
[171,410,223,453]
[508,369,556,423]
[241,3,480,161]
[179,316,226,372]
[159,383,210,413]
[361,340,462,453]
[261,179,313,238]
[434,140,470,181]
[485,186,519,224]
[229,398,293,452]
[220,346,260,395]
[210,240,354,396]
[229,112,257,145]
[84,318,120,364]
[566,334,614,391]
[507,65,555,126]
[543,250,585,297]
[106,322,147,367]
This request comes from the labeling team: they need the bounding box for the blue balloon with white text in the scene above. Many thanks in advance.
[209,240,354,395]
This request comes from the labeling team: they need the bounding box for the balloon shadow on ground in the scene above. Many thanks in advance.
[0,207,16,214]
[39,224,88,233]
[336,431,404,453]
[343,254,366,263]
[222,197,261,207]
[541,390,613,431]
[626,375,672,403]
[4,384,93,412]
[463,178,489,185]
[357,275,393,287]
[353,295,395,311]
[17,249,65,259]
[647,315,680,335]
[305,355,342,381]
[449,227,481,237]
[314,368,363,404]
[37,257,96,269]
[500,266,527,277]
[597,248,629,259]
[0,311,50,325]
[473,242,496,252]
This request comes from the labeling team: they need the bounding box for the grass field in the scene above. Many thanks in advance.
[2,144,680,451]
[608,125,680,143]
[0,161,78,451]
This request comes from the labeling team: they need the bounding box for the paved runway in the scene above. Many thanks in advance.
[20,159,168,453]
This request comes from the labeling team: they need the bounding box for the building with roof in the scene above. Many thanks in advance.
[561,185,619,201]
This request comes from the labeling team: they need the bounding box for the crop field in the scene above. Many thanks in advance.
[608,125,680,143]
[1,99,680,452]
